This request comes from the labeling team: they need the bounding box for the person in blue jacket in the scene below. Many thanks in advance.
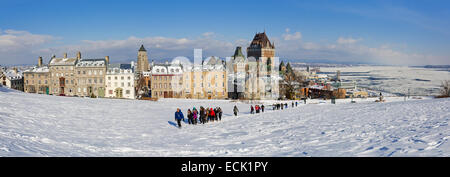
[175,108,184,128]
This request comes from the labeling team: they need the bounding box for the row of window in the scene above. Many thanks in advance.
[108,90,131,95]
[155,68,180,73]
[25,80,48,85]
[153,91,225,97]
[152,82,225,89]
[26,74,49,78]
[77,70,103,76]
[107,82,132,87]
[54,66,73,70]
[184,74,225,80]
[107,76,132,81]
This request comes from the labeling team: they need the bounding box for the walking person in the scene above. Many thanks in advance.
[261,105,265,112]
[218,107,222,121]
[214,107,218,121]
[206,108,210,123]
[193,109,198,125]
[233,105,239,116]
[187,109,193,125]
[174,108,184,128]
[250,105,255,114]
[255,105,260,114]
[210,108,216,122]
[200,106,205,124]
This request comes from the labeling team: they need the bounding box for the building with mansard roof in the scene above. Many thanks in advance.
[105,63,135,99]
[74,57,108,97]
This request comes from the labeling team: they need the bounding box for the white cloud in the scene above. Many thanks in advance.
[0,30,55,52]
[0,29,448,66]
[282,28,302,41]
[336,37,362,45]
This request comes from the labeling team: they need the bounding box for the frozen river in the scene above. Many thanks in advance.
[317,66,450,96]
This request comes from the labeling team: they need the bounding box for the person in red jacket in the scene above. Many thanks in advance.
[209,108,216,122]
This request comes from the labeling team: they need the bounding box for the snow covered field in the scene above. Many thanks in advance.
[0,87,448,157]
[318,66,450,96]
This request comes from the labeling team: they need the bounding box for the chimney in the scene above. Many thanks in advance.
[38,56,43,67]
[105,56,110,64]
[151,60,154,67]
[64,53,68,58]
[13,67,18,73]
[77,51,81,60]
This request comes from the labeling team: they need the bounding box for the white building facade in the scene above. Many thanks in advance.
[105,64,135,99]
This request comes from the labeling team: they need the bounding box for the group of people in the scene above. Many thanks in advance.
[250,105,265,114]
[272,101,300,110]
[173,100,305,128]
[174,106,224,128]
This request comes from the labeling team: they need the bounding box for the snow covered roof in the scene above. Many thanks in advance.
[150,64,183,75]
[4,70,23,80]
[76,59,106,67]
[24,66,49,73]
[202,56,226,71]
[107,63,134,75]
[49,57,78,66]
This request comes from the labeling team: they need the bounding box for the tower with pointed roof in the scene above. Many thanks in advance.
[246,32,276,99]
[137,45,149,74]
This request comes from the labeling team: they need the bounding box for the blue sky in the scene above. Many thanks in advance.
[0,0,449,65]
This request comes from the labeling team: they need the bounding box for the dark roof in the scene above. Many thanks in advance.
[139,45,146,52]
[233,46,245,58]
[249,32,274,49]
[108,63,132,69]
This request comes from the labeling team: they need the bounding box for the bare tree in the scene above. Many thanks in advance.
[280,69,304,100]
[135,74,149,99]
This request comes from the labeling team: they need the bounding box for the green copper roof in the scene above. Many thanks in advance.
[233,46,245,58]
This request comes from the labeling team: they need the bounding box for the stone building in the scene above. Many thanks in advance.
[1,67,24,91]
[48,53,79,96]
[149,61,183,98]
[105,63,135,99]
[74,57,107,97]
[23,57,50,94]
[184,56,228,99]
